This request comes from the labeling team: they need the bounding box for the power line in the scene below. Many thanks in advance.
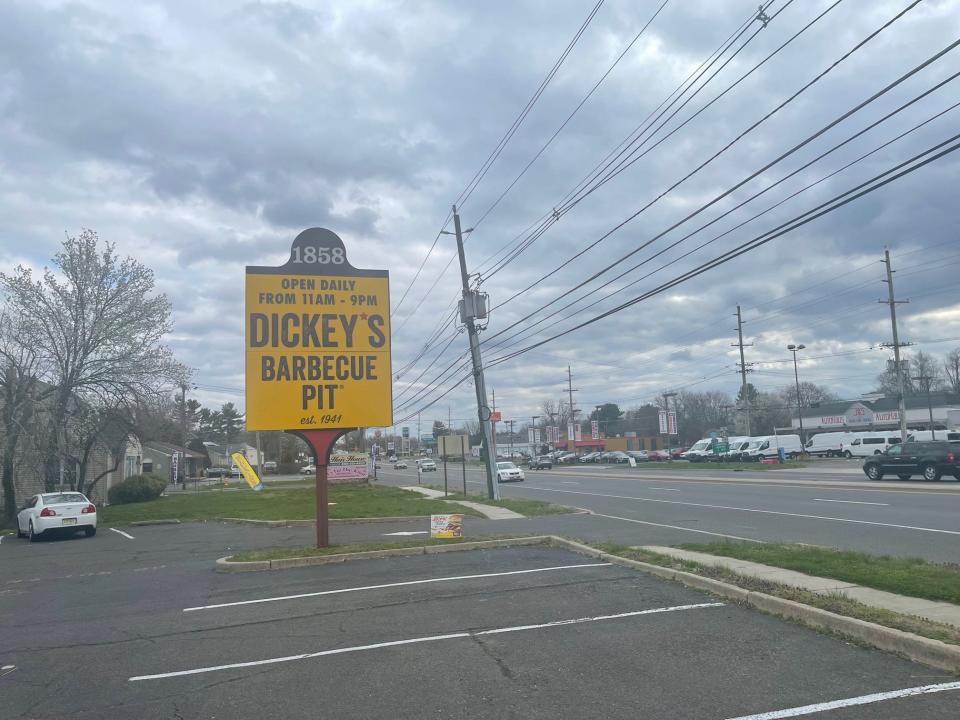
[481,73,960,358]
[477,0,787,280]
[469,0,673,231]
[391,1,604,327]
[484,133,960,370]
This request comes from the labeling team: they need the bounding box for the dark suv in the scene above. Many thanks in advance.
[529,456,553,470]
[862,441,960,482]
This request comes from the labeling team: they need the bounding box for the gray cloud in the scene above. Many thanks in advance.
[2,0,959,424]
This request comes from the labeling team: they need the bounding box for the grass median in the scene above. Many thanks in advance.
[677,542,960,606]
[101,485,481,526]
[599,543,960,646]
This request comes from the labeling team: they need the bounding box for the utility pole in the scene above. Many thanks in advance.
[880,249,910,442]
[663,391,677,461]
[506,419,515,459]
[912,374,936,439]
[451,205,500,499]
[733,305,752,436]
[531,415,540,456]
[417,413,421,455]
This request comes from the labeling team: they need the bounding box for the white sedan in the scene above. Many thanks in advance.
[17,492,98,542]
[496,461,525,482]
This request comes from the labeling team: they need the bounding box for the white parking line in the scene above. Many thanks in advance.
[522,486,960,536]
[109,528,135,540]
[132,602,724,681]
[812,498,888,506]
[722,680,960,719]
[182,563,612,612]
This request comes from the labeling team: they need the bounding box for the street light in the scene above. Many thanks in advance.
[787,344,806,447]
[663,392,678,462]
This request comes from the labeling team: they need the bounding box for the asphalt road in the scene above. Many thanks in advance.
[2,532,959,719]
[375,461,960,562]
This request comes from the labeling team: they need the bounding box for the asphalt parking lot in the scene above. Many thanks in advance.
[2,532,959,719]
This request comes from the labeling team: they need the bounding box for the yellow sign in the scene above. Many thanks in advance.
[231,452,263,491]
[245,228,393,431]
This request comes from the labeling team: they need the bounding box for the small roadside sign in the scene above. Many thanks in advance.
[430,514,464,539]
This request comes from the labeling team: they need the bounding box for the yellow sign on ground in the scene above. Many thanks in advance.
[245,228,393,431]
[231,452,263,491]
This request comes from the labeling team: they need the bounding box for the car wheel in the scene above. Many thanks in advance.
[922,464,941,482]
[865,464,883,481]
[16,525,26,539]
[85,526,96,537]
[897,474,912,480]
[28,520,41,542]
[843,451,852,459]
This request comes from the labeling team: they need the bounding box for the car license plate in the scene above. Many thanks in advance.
[61,517,77,525]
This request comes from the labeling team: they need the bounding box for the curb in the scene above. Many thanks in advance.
[547,537,960,675]
[129,519,182,526]
[216,536,551,573]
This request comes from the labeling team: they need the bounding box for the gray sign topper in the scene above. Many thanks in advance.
[247,228,387,278]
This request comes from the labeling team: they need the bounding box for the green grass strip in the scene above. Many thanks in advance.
[101,485,481,526]
[676,542,960,605]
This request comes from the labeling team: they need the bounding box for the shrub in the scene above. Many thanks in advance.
[107,473,168,505]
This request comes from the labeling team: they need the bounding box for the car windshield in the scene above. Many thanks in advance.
[497,462,517,470]
[691,440,710,450]
[43,493,87,504]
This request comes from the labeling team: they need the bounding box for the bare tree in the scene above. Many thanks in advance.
[0,230,184,491]
[945,348,960,395]
[779,381,837,409]
[0,310,51,525]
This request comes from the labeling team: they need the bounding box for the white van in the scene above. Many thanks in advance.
[805,431,856,458]
[742,434,804,461]
[843,432,905,458]
[909,430,960,442]
[718,436,751,461]
[681,438,718,462]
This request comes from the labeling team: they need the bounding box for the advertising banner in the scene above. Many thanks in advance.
[591,420,599,440]
[430,514,464,539]
[658,410,668,435]
[567,423,575,443]
[574,424,582,441]
[328,453,370,481]
[231,451,263,491]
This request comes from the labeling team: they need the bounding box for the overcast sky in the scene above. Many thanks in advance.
[2,0,959,431]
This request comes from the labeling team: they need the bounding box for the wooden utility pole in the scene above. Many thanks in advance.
[881,249,910,442]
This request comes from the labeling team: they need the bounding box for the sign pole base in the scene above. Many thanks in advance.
[288,429,353,548]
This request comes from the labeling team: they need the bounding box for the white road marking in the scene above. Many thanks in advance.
[722,680,960,719]
[109,528,135,540]
[648,487,681,492]
[560,481,580,485]
[592,513,763,543]
[183,563,613,612]
[812,498,888,506]
[522,486,960,536]
[382,531,429,536]
[133,602,723,681]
